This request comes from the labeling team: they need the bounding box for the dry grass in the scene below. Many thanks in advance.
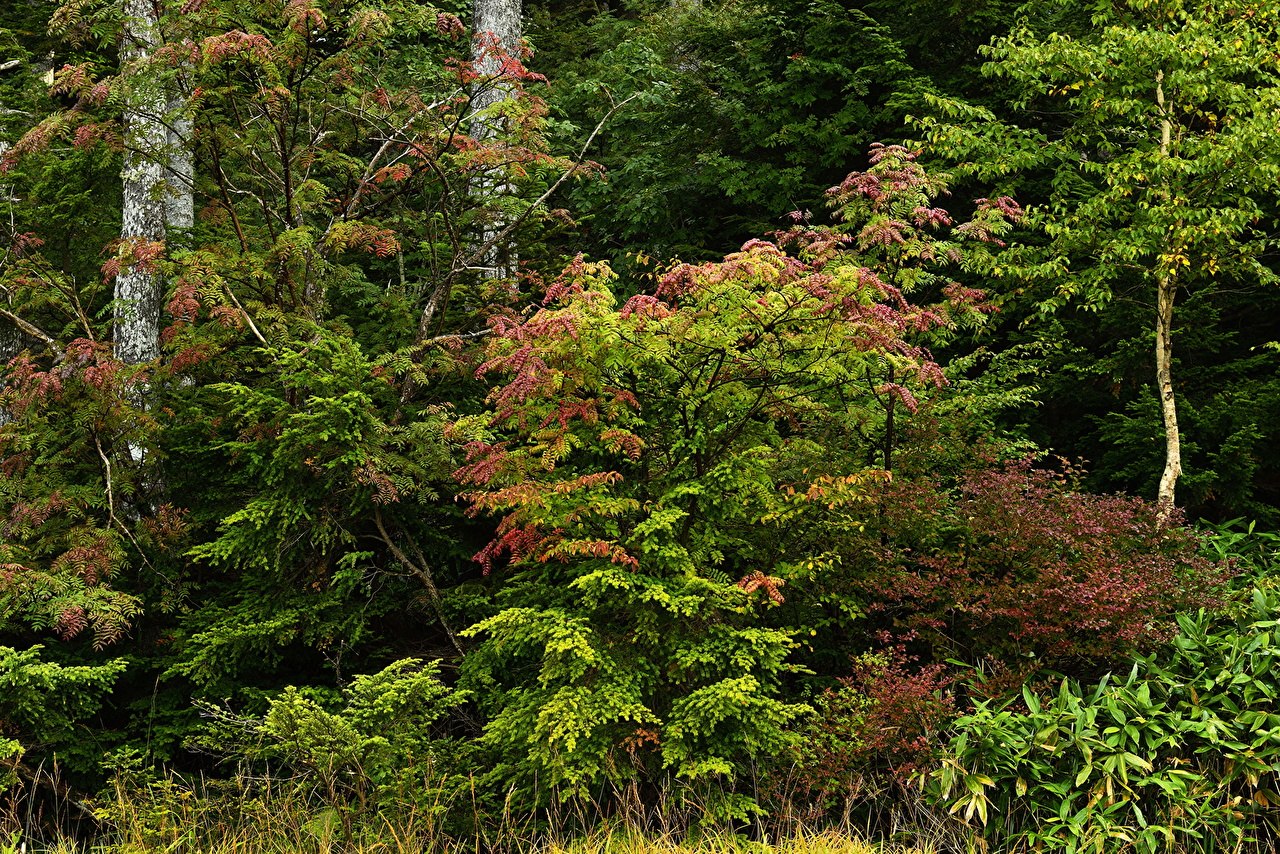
[546,828,930,854]
[5,826,935,854]
[4,798,939,854]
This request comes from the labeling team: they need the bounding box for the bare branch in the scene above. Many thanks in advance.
[222,284,268,345]
[373,508,463,656]
[419,327,491,346]
[452,93,640,277]
[0,308,63,360]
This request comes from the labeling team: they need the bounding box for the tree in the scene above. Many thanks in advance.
[468,0,522,282]
[451,147,1017,809]
[918,0,1280,516]
[115,0,167,367]
[0,0,531,783]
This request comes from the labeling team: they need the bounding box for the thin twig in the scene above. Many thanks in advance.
[373,508,463,655]
[452,93,640,277]
[94,431,163,578]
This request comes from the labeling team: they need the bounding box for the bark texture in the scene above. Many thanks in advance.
[165,103,194,234]
[1154,70,1181,518]
[470,0,521,281]
[1155,273,1181,515]
[115,0,167,365]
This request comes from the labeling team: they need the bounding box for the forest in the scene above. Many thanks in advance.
[1,0,1280,850]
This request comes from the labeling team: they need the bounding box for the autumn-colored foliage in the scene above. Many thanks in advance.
[862,459,1229,670]
[0,0,1275,846]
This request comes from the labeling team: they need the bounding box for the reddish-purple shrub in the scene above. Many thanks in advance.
[764,647,956,821]
[863,459,1230,669]
[842,648,957,781]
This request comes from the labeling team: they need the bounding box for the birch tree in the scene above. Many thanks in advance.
[469,0,521,282]
[165,98,193,234]
[922,0,1280,517]
[115,0,167,365]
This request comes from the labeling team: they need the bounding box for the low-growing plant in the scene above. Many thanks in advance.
[190,658,469,841]
[0,645,125,790]
[764,650,956,830]
[927,582,1280,852]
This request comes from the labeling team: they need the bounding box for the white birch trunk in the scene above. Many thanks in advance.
[470,0,521,282]
[1155,273,1181,516]
[1154,70,1181,520]
[116,0,167,366]
[165,103,194,234]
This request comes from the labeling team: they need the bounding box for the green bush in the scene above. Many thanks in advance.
[193,659,468,825]
[0,645,125,788]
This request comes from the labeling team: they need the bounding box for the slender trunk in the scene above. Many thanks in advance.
[469,0,521,282]
[116,0,167,366]
[882,366,895,472]
[0,140,13,425]
[1154,70,1180,520]
[0,314,21,428]
[1155,273,1181,516]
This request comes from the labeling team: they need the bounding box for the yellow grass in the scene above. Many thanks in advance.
[9,824,935,854]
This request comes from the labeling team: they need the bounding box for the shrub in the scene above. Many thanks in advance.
[192,658,468,834]
[767,648,955,825]
[453,147,1019,814]
[862,459,1229,673]
[0,645,125,790]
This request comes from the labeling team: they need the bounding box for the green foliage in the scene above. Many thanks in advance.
[916,0,1280,516]
[0,0,555,782]
[929,583,1280,851]
[186,330,448,576]
[1202,518,1280,583]
[455,251,873,803]
[5,0,1280,845]
[537,0,923,259]
[195,659,467,814]
[454,150,1016,809]
[0,341,148,649]
[0,644,125,788]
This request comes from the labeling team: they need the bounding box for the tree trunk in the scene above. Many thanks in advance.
[882,365,895,472]
[165,100,194,234]
[0,290,20,427]
[1155,273,1181,517]
[115,0,167,366]
[469,0,521,282]
[1,138,17,426]
[1154,69,1181,520]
